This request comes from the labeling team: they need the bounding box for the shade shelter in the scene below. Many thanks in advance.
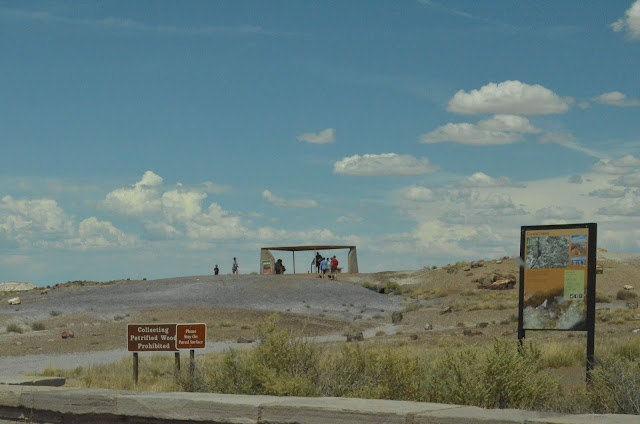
[260,245,358,275]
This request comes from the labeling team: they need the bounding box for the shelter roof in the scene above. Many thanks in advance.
[261,245,355,252]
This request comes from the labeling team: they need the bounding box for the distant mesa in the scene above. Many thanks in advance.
[0,282,37,292]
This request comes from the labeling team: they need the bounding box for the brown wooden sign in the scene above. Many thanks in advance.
[127,324,177,352]
[176,323,207,349]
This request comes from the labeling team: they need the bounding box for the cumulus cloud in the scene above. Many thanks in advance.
[185,203,248,240]
[477,115,540,133]
[568,175,583,184]
[261,190,318,208]
[77,217,138,249]
[0,196,74,241]
[419,123,523,146]
[102,171,163,217]
[611,171,640,187]
[611,0,640,40]
[592,155,640,174]
[459,172,525,188]
[334,153,438,176]
[598,196,640,216]
[403,186,434,202]
[593,91,640,107]
[588,187,628,198]
[447,80,572,115]
[161,190,206,223]
[534,206,583,220]
[296,128,335,144]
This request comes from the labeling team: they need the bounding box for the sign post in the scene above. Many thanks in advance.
[127,323,207,384]
[518,223,597,381]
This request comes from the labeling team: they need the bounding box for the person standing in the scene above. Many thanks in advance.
[232,257,239,275]
[320,257,329,279]
[330,255,339,280]
[214,264,219,275]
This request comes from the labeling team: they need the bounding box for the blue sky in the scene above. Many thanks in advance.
[1,1,639,285]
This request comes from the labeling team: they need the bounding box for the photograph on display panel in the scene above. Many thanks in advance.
[522,228,589,331]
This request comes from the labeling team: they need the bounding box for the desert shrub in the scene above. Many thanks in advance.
[426,339,559,409]
[538,342,585,369]
[616,289,638,301]
[603,338,640,362]
[320,343,426,400]
[50,310,61,317]
[596,292,612,303]
[31,321,46,331]
[6,323,22,334]
[383,281,401,295]
[587,355,640,414]
[206,315,321,397]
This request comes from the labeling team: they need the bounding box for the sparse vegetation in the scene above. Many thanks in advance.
[40,316,640,414]
[6,323,23,334]
[31,321,46,331]
[616,289,638,301]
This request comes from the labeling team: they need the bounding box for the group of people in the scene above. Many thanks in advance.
[213,257,240,276]
[319,254,339,280]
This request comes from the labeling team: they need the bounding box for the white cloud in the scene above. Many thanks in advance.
[459,172,525,188]
[335,215,364,223]
[0,196,74,240]
[588,188,628,198]
[77,217,138,249]
[598,196,640,216]
[420,123,523,146]
[578,101,590,109]
[296,128,335,144]
[568,175,583,184]
[477,114,540,133]
[611,0,640,40]
[102,172,163,217]
[185,203,248,240]
[143,222,182,240]
[261,190,318,208]
[534,206,583,220]
[593,91,640,107]
[447,80,572,115]
[403,186,434,202]
[540,132,600,158]
[334,153,438,176]
[592,155,640,174]
[161,190,207,223]
[611,171,640,187]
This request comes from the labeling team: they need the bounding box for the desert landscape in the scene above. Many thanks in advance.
[1,252,639,412]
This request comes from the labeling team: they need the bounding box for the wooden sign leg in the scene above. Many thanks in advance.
[190,349,195,380]
[133,352,139,385]
[174,352,181,383]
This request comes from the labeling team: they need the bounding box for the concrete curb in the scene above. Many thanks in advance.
[0,385,637,424]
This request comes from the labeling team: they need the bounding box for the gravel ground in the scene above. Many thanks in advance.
[0,274,407,375]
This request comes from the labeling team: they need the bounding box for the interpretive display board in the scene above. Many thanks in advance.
[262,260,272,274]
[518,223,597,378]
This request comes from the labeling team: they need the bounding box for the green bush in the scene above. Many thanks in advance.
[587,355,640,414]
[205,315,321,397]
[31,321,46,331]
[6,323,23,334]
[616,289,638,301]
[426,339,559,410]
[320,344,425,400]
